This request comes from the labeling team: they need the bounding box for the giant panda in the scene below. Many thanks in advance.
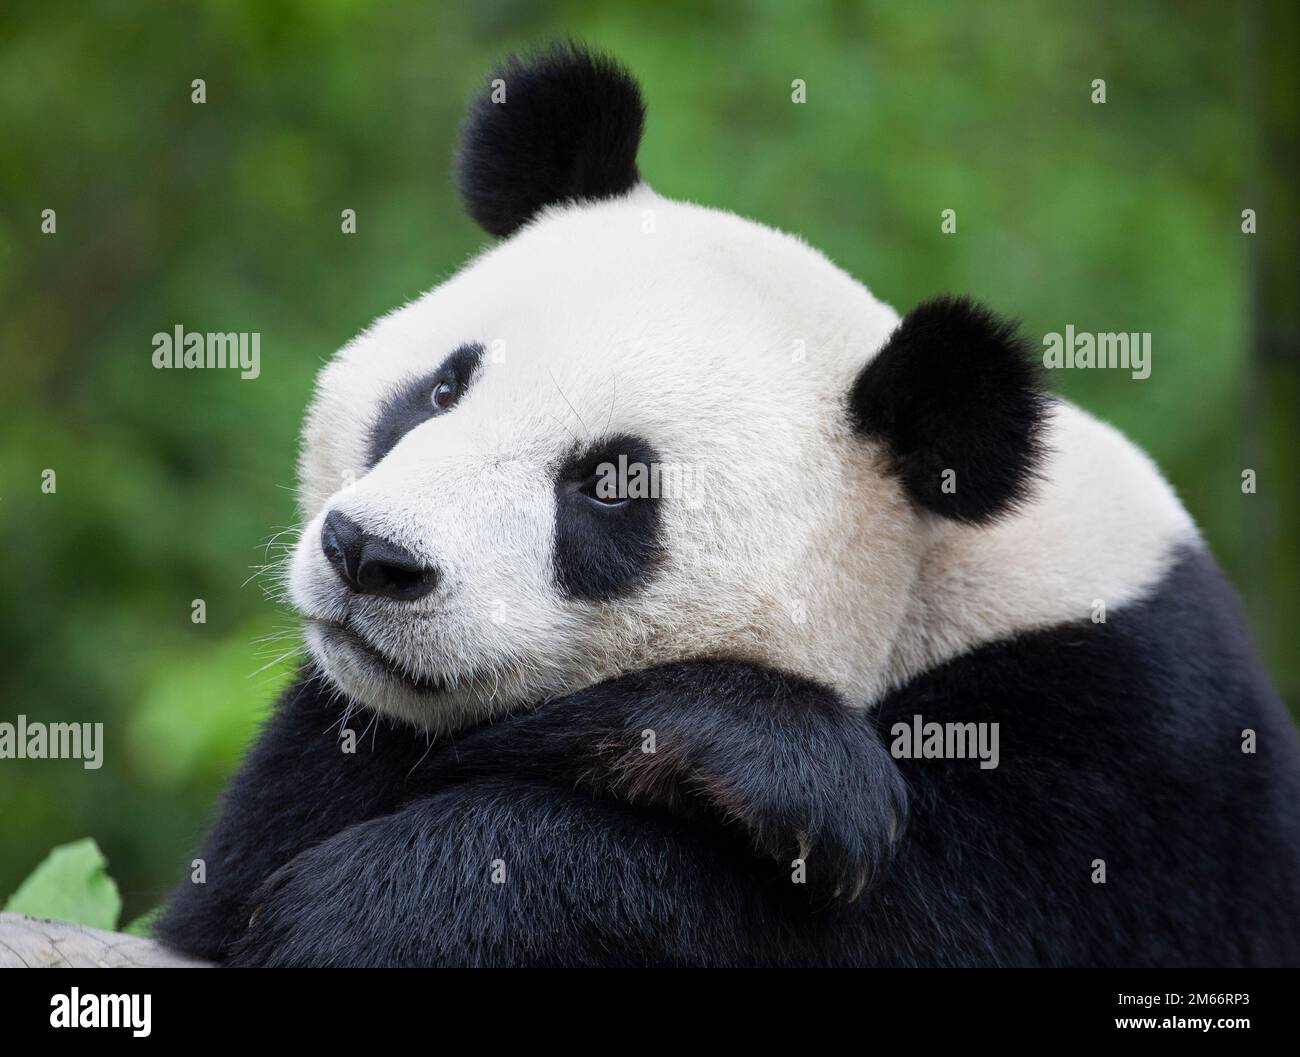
[158,43,1300,967]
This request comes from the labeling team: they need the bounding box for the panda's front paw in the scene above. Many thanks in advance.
[569,661,911,902]
[691,716,909,902]
[760,766,908,902]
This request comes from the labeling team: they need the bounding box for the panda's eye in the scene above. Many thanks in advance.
[431,380,458,411]
[367,343,484,467]
[578,473,630,509]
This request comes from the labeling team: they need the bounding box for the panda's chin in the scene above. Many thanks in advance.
[304,618,486,732]
[310,617,449,694]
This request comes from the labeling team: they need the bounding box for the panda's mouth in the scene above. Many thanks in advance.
[309,618,449,696]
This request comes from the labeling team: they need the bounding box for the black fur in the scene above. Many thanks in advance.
[368,343,483,466]
[455,42,646,238]
[158,545,1300,966]
[850,297,1048,523]
[552,433,664,601]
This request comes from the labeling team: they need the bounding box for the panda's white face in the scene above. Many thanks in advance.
[285,46,1198,733]
[287,188,919,731]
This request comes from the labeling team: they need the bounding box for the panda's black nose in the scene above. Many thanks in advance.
[321,510,439,601]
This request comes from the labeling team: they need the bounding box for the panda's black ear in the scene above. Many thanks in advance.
[849,297,1048,524]
[455,42,646,238]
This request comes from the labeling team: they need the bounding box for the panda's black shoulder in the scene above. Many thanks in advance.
[869,543,1300,965]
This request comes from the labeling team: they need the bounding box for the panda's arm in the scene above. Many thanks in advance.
[225,774,803,967]
[155,669,436,961]
[419,661,909,899]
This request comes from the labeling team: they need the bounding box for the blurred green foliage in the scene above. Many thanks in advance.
[1,1,1296,920]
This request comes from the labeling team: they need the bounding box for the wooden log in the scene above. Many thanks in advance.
[0,912,211,968]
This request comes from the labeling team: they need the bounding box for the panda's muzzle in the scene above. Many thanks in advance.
[310,617,449,696]
[321,510,439,602]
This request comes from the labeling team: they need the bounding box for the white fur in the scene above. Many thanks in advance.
[288,185,1198,731]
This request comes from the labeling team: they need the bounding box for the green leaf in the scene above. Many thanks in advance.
[3,838,122,930]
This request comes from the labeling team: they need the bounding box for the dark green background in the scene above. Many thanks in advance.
[2,1,1296,919]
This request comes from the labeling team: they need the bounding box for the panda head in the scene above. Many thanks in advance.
[288,43,1048,731]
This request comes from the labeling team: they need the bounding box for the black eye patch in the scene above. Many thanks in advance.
[367,343,484,466]
[553,434,665,601]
